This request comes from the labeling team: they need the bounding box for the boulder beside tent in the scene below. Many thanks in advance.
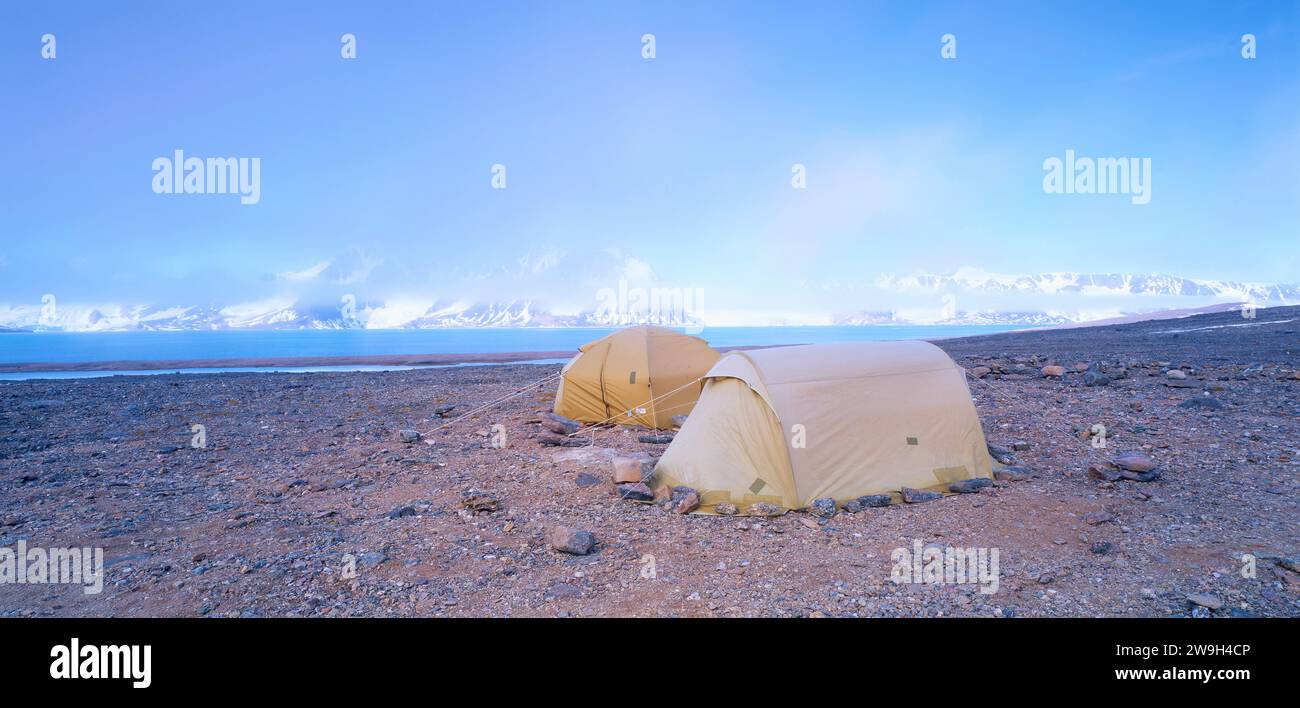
[652,340,993,513]
[553,326,720,430]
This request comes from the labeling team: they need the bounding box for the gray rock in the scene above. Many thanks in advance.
[1112,451,1156,472]
[547,527,596,555]
[670,414,689,428]
[541,413,581,436]
[987,444,1015,464]
[398,429,422,444]
[714,503,738,516]
[857,494,893,508]
[948,478,993,494]
[1084,511,1115,525]
[841,500,863,513]
[994,465,1034,481]
[1083,370,1111,386]
[671,486,700,514]
[358,551,388,569]
[1088,464,1124,482]
[1178,395,1223,410]
[615,482,655,502]
[638,433,674,444]
[544,582,583,599]
[386,505,418,519]
[538,436,589,447]
[809,498,837,518]
[746,502,783,517]
[574,472,601,488]
[1185,593,1223,611]
[1118,468,1161,483]
[1090,541,1113,555]
[901,487,942,503]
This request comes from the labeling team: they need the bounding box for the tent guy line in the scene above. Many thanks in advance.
[419,370,566,438]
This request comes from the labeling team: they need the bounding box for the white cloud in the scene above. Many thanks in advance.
[278,260,331,282]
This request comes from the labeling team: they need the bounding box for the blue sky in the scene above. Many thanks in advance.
[1,1,1297,320]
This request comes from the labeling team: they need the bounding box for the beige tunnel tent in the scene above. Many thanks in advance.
[553,326,721,429]
[653,340,993,512]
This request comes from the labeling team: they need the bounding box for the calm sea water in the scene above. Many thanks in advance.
[0,326,1019,379]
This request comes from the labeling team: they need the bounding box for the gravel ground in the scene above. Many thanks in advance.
[1,306,1296,617]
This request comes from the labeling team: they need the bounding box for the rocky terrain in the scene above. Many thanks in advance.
[1,306,1296,617]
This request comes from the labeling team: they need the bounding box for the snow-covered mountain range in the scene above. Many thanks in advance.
[873,268,1300,302]
[1,270,1293,332]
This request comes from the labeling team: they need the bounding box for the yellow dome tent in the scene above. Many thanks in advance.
[553,326,720,430]
[652,340,993,512]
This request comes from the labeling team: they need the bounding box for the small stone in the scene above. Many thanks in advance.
[1088,464,1123,482]
[994,466,1033,482]
[1012,441,1030,451]
[545,582,582,600]
[1179,395,1223,410]
[1083,370,1111,386]
[809,498,837,518]
[1041,365,1066,377]
[949,478,993,494]
[1085,511,1115,526]
[547,527,595,555]
[398,429,422,443]
[611,456,652,484]
[900,487,942,503]
[433,404,457,418]
[1112,452,1157,473]
[1165,369,1187,380]
[1118,468,1161,483]
[1090,541,1113,555]
[1185,593,1223,610]
[575,472,601,488]
[386,505,418,520]
[615,482,655,502]
[746,502,783,517]
[714,503,738,516]
[841,500,863,513]
[857,494,893,508]
[459,493,499,514]
[358,552,387,569]
[538,436,589,447]
[987,443,1015,463]
[541,413,581,436]
[672,486,700,514]
[969,366,991,378]
[638,433,674,444]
